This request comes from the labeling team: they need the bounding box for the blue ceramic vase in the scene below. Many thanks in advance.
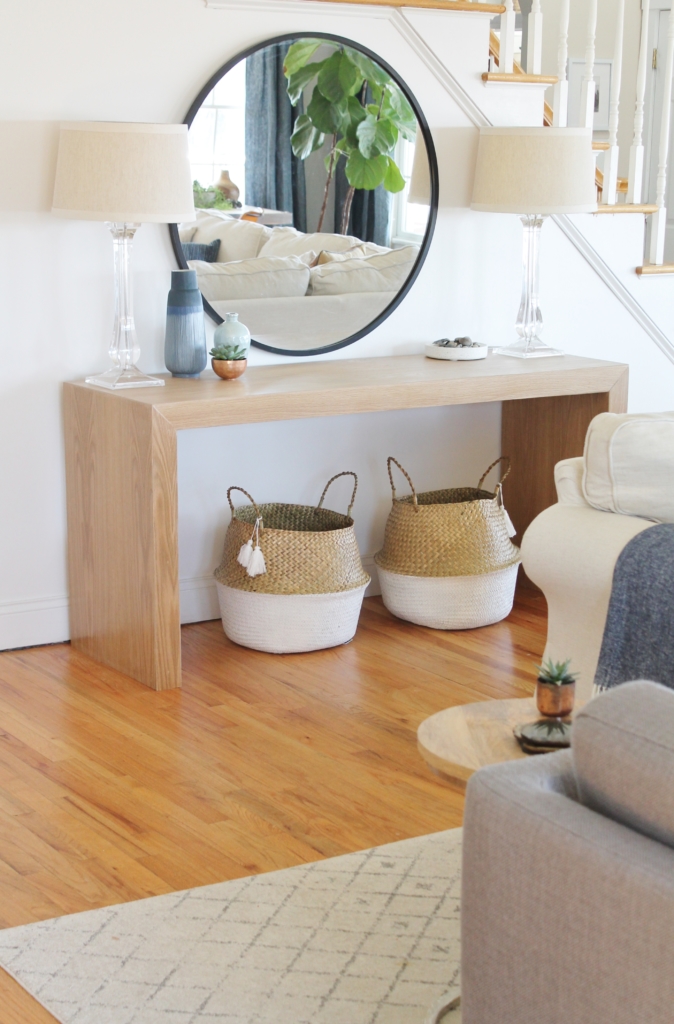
[164,270,207,378]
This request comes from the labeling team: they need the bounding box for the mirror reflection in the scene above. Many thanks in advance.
[173,36,435,355]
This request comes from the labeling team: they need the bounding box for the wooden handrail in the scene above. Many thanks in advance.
[308,0,506,10]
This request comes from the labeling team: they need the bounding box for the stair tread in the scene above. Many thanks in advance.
[596,204,659,214]
[482,72,558,84]
[310,0,506,10]
[636,264,674,276]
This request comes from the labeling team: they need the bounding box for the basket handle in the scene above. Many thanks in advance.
[316,471,359,517]
[227,486,262,521]
[477,456,511,495]
[387,457,418,508]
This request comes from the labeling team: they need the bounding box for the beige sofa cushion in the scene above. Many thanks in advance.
[190,256,310,302]
[308,246,418,296]
[259,226,364,259]
[583,412,674,523]
[315,242,390,265]
[573,680,674,848]
[190,213,272,262]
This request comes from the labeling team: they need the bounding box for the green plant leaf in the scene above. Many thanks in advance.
[283,38,326,77]
[286,61,325,105]
[317,50,363,103]
[290,114,325,159]
[383,156,406,193]
[356,115,398,158]
[387,84,415,123]
[345,149,388,190]
[343,47,391,87]
[342,96,367,145]
[307,87,345,134]
[356,114,379,158]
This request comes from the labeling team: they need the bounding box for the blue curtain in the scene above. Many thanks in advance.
[245,43,307,232]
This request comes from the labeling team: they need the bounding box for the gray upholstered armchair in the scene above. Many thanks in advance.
[461,680,674,1024]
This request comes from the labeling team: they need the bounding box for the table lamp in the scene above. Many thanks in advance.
[52,122,195,388]
[471,127,596,358]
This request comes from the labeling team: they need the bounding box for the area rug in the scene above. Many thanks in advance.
[0,829,462,1024]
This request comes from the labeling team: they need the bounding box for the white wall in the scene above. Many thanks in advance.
[1,0,673,649]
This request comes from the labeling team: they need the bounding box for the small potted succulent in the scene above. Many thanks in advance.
[210,342,248,380]
[535,658,577,719]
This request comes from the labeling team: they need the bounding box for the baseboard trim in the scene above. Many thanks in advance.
[0,593,70,650]
[0,561,384,650]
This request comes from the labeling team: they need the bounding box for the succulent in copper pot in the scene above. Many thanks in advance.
[535,658,577,718]
[210,343,248,381]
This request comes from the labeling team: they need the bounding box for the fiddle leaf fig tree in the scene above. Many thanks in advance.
[284,40,417,233]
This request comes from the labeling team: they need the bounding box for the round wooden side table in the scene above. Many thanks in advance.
[417,697,537,788]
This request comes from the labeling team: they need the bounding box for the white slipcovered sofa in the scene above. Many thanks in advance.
[179,211,419,350]
[521,412,674,704]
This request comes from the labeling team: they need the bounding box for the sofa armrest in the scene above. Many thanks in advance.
[462,753,674,1024]
[554,457,589,506]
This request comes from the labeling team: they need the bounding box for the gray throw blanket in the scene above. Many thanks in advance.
[595,523,674,692]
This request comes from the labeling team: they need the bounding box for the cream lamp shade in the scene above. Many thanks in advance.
[471,126,597,214]
[52,121,195,222]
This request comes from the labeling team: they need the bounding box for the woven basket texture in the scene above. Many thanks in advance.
[374,458,520,578]
[215,475,370,596]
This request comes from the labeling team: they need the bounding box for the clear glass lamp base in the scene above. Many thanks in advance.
[497,215,565,360]
[493,339,564,359]
[85,366,165,389]
[87,223,166,390]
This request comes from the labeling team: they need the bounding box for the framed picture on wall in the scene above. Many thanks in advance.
[567,59,613,131]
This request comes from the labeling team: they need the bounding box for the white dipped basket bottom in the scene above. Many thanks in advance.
[214,473,370,654]
[375,457,521,630]
[377,563,519,630]
[216,584,368,654]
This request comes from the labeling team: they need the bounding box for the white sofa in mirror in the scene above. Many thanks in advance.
[178,212,420,351]
[171,33,436,355]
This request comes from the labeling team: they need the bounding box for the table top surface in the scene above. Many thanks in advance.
[66,353,628,431]
[417,697,537,787]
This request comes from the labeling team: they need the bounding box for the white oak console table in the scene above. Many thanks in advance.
[64,353,628,690]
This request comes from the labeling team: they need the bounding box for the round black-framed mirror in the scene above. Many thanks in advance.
[169,32,438,357]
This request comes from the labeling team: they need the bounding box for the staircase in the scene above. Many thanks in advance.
[303,0,674,383]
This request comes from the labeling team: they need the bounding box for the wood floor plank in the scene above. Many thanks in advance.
[0,591,546,1022]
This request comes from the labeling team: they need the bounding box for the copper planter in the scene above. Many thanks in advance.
[212,358,247,380]
[536,679,575,719]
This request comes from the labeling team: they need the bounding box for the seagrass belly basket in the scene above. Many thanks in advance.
[214,472,370,653]
[374,457,521,629]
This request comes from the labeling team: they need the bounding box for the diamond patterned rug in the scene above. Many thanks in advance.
[0,829,462,1024]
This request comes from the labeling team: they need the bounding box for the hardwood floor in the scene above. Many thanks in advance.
[0,591,546,1023]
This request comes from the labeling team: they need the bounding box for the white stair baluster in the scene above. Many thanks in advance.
[604,0,625,204]
[649,4,674,263]
[552,0,570,126]
[579,0,598,129]
[628,0,651,204]
[500,0,516,75]
[526,0,543,76]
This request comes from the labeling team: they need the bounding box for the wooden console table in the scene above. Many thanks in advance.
[64,353,627,690]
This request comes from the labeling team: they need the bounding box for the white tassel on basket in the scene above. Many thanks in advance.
[239,517,266,578]
[503,507,517,538]
[237,538,253,569]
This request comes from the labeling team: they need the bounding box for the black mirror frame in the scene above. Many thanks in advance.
[169,31,439,357]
